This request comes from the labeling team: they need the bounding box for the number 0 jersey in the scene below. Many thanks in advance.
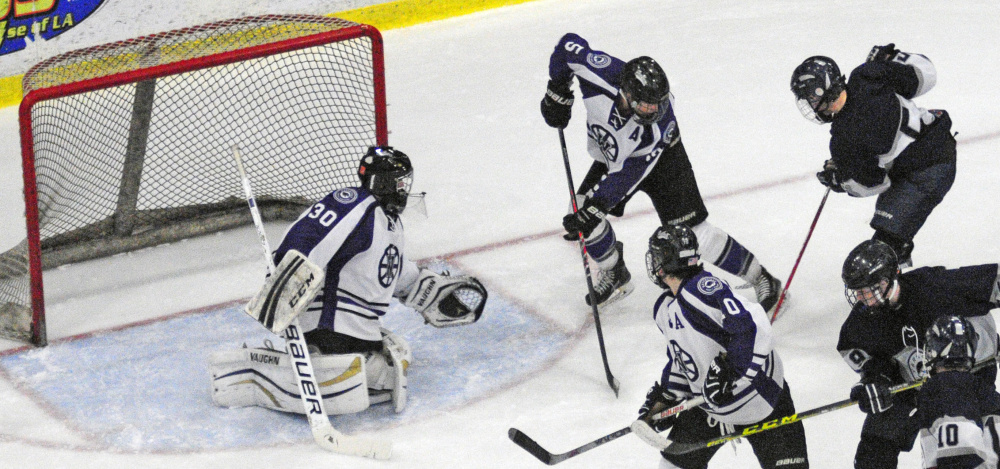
[654,270,786,425]
[273,187,419,342]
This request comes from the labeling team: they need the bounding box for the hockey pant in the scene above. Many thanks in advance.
[854,398,921,469]
[574,141,764,284]
[873,159,955,243]
[658,383,808,469]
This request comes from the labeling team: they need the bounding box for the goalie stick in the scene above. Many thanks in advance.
[508,396,706,465]
[558,128,620,397]
[637,357,999,455]
[233,145,391,459]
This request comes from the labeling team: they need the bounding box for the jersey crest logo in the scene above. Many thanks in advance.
[697,277,724,295]
[334,188,358,204]
[670,340,699,381]
[609,104,629,130]
[378,244,401,287]
[586,53,611,69]
[587,124,619,162]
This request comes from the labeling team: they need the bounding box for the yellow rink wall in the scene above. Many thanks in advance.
[0,0,538,109]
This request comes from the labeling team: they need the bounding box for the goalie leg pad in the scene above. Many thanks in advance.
[402,269,488,328]
[244,249,325,333]
[209,346,369,415]
[365,328,413,413]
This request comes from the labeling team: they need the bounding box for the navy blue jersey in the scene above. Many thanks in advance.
[829,52,955,197]
[546,33,680,210]
[838,264,1000,389]
[918,371,1000,468]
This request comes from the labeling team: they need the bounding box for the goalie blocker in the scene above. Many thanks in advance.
[245,249,325,334]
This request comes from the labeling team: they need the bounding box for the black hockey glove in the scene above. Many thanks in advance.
[540,79,574,129]
[850,380,893,414]
[866,43,899,63]
[562,199,606,238]
[637,381,680,432]
[816,159,846,193]
[704,353,737,407]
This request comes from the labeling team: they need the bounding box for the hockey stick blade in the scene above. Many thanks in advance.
[316,423,392,460]
[509,426,633,465]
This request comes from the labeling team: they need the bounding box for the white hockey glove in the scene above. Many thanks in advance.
[245,249,325,333]
[401,269,488,327]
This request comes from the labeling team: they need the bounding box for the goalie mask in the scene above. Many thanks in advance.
[645,224,700,289]
[842,240,900,311]
[925,315,978,373]
[358,146,413,215]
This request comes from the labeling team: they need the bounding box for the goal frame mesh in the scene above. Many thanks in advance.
[9,14,387,346]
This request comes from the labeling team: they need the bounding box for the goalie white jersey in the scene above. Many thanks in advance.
[273,187,419,342]
[654,270,786,425]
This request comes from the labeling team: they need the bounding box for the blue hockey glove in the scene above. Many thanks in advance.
[540,79,574,129]
[562,199,606,238]
[850,381,893,414]
[866,43,899,63]
[704,353,737,407]
[816,159,846,193]
[638,381,681,432]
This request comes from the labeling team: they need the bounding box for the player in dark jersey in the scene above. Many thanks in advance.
[542,33,780,311]
[918,316,1000,469]
[836,240,1000,468]
[791,44,957,267]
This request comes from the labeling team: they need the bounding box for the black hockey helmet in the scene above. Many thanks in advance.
[358,146,413,215]
[841,240,900,310]
[646,224,700,288]
[620,56,670,125]
[925,315,978,373]
[790,56,846,124]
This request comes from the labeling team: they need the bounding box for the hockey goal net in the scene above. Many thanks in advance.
[1,14,387,346]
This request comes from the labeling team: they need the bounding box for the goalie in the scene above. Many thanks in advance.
[210,146,488,416]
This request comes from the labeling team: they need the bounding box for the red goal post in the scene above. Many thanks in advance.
[3,14,387,346]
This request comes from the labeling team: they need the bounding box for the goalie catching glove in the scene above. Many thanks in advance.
[401,269,488,327]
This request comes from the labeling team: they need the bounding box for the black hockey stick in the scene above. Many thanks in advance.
[557,128,620,397]
[508,396,706,465]
[648,358,998,455]
[770,187,830,323]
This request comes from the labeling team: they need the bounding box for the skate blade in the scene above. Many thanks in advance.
[589,281,635,308]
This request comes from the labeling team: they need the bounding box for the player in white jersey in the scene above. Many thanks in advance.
[918,316,999,469]
[635,224,808,468]
[209,146,488,415]
[541,33,781,311]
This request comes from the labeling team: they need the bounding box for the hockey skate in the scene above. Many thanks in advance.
[753,267,782,316]
[586,242,634,307]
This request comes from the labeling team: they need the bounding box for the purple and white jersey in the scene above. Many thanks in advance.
[273,187,419,342]
[653,270,785,425]
[547,33,680,210]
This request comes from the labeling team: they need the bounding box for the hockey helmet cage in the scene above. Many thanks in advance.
[925,315,978,373]
[790,56,846,124]
[358,146,413,215]
[620,56,670,125]
[646,224,700,288]
[841,240,900,309]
